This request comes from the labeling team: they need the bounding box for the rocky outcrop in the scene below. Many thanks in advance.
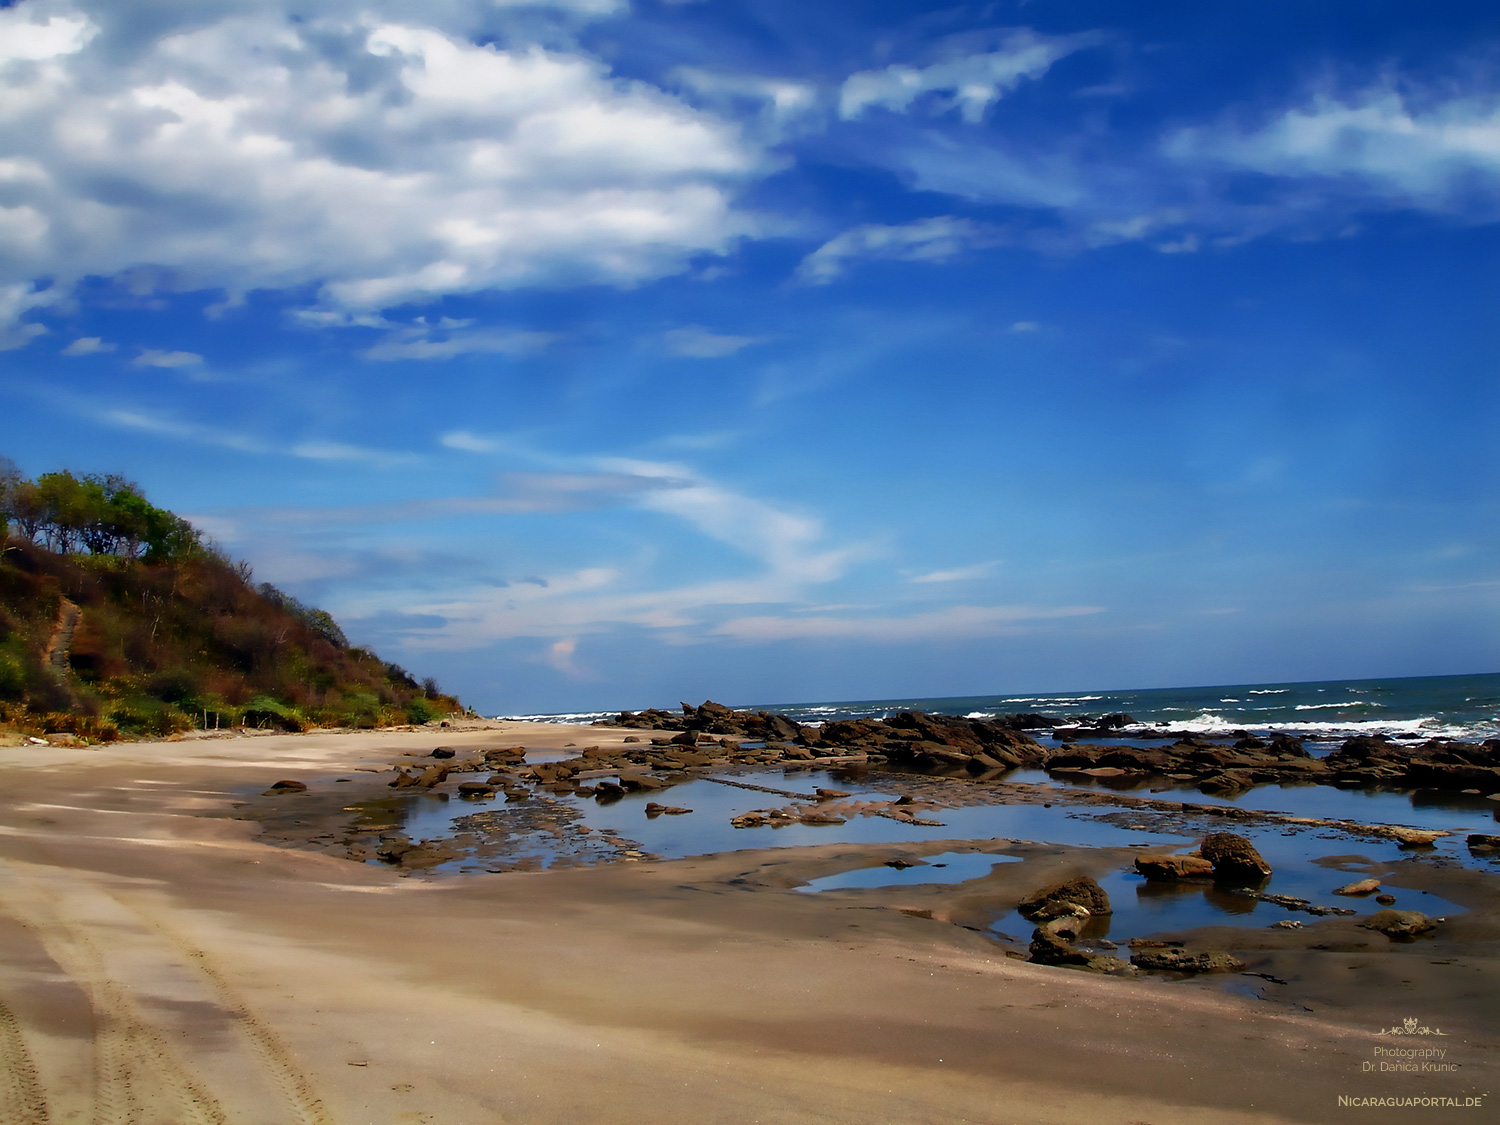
[1321,735,1500,792]
[1200,833,1272,879]
[1333,878,1381,896]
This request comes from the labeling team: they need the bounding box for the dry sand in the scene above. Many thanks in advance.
[0,722,1494,1124]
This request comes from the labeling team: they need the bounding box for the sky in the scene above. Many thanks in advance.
[1,0,1498,715]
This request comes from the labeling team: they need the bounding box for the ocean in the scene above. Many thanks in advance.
[503,671,1500,745]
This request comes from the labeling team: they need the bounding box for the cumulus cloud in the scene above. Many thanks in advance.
[0,0,765,337]
[660,325,762,357]
[840,31,1096,123]
[796,217,1004,283]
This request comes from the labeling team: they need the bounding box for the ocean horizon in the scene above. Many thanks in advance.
[503,670,1500,744]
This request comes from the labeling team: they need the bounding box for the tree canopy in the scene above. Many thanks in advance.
[0,460,202,562]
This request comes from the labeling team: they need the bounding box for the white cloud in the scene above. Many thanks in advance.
[714,604,1103,643]
[1009,321,1040,333]
[0,0,765,337]
[660,325,763,358]
[132,348,203,368]
[1168,87,1500,215]
[840,31,1096,123]
[796,217,1003,283]
[61,335,114,355]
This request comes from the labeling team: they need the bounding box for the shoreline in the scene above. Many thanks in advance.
[0,723,1495,1122]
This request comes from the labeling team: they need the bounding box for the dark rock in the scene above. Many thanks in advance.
[1200,832,1272,878]
[644,802,692,817]
[1467,833,1500,851]
[1375,894,1397,905]
[456,781,494,797]
[431,747,456,759]
[264,779,307,793]
[1018,876,1111,921]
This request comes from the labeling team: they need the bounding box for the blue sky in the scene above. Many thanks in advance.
[2,0,1497,714]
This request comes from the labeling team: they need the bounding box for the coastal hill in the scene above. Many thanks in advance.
[0,460,461,740]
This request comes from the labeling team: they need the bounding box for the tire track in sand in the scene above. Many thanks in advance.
[0,993,50,1123]
[133,914,334,1125]
[0,868,228,1125]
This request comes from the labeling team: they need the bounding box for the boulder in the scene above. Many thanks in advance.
[1333,878,1382,896]
[1359,910,1436,939]
[456,781,494,798]
[1375,894,1397,905]
[263,779,307,794]
[1134,854,1215,881]
[1200,832,1272,878]
[1466,833,1500,851]
[1018,876,1111,921]
[430,747,456,759]
[1129,948,1245,974]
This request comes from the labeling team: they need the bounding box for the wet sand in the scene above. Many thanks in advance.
[0,722,1495,1123]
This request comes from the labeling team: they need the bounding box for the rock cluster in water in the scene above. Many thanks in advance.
[605,704,1500,795]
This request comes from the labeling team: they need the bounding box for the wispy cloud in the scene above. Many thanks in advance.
[133,349,203,369]
[797,217,1005,283]
[1167,85,1500,215]
[909,561,1002,584]
[840,31,1101,123]
[362,326,557,361]
[714,604,1103,642]
[660,326,764,358]
[96,405,416,466]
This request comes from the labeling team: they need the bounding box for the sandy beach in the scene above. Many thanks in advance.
[0,722,1495,1124]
